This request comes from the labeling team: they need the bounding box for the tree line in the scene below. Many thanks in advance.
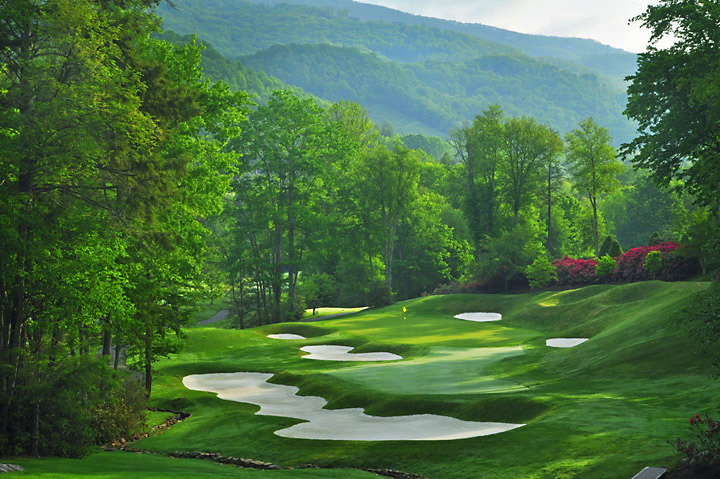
[0,0,248,456]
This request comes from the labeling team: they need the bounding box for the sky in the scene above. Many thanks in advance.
[359,0,661,53]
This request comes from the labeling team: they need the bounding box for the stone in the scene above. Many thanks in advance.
[0,464,24,473]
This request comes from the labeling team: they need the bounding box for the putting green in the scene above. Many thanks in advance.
[327,346,528,395]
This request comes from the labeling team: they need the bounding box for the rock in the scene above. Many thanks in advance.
[0,464,24,473]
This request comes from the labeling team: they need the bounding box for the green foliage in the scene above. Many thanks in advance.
[367,280,393,308]
[595,254,618,279]
[566,117,623,256]
[477,219,545,291]
[642,250,662,275]
[648,232,662,246]
[683,281,720,377]
[400,134,453,162]
[623,0,720,209]
[299,273,337,307]
[598,236,623,258]
[601,172,686,250]
[525,256,558,289]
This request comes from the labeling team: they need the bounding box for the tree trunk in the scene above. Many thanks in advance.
[547,166,552,252]
[101,328,112,356]
[31,402,40,457]
[591,197,599,257]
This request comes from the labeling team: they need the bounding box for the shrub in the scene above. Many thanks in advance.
[649,231,663,245]
[552,256,598,285]
[525,257,558,289]
[432,282,464,295]
[599,235,623,258]
[643,250,663,277]
[595,254,617,280]
[367,280,393,307]
[672,414,720,476]
[614,241,695,282]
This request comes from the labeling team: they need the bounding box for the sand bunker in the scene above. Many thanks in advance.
[546,338,588,348]
[300,345,401,361]
[454,312,502,322]
[268,334,307,340]
[183,372,525,441]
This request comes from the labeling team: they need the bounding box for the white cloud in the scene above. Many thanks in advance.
[359,0,660,52]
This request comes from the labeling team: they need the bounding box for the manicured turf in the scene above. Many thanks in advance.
[302,307,367,320]
[7,451,376,478]
[327,346,527,395]
[8,282,718,478]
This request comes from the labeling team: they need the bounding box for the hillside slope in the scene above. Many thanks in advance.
[156,0,637,142]
[242,43,634,141]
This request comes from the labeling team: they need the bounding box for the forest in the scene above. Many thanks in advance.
[1,1,720,478]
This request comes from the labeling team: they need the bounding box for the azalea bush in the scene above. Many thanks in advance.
[552,256,598,285]
[614,241,695,282]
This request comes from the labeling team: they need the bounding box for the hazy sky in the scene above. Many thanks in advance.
[360,0,661,53]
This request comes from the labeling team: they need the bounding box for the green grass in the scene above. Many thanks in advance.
[8,281,718,478]
[302,307,367,320]
[6,451,377,478]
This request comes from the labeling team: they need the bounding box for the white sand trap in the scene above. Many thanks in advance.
[268,334,307,340]
[300,345,401,361]
[183,372,525,441]
[454,312,502,322]
[546,338,588,348]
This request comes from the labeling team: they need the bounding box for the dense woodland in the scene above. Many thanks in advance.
[1,0,719,470]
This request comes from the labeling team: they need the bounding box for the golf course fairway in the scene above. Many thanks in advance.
[7,281,719,479]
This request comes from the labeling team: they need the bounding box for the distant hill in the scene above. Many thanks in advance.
[242,43,634,142]
[157,0,636,81]
[156,0,637,143]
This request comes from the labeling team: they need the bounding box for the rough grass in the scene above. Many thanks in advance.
[8,281,718,478]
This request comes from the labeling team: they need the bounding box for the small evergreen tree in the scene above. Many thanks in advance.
[599,235,623,258]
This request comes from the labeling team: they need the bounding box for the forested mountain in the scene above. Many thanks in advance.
[240,0,637,79]
[156,0,637,143]
[156,0,637,81]
[242,43,634,142]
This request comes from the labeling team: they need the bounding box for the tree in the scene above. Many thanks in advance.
[623,0,720,210]
[355,141,422,287]
[503,116,560,227]
[565,118,622,256]
[231,90,330,323]
[450,106,504,243]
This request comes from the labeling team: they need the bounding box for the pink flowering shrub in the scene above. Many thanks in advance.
[674,414,720,469]
[613,241,695,282]
[552,256,598,285]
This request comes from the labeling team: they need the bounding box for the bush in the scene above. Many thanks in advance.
[298,272,336,306]
[671,414,720,476]
[595,254,617,280]
[283,294,307,321]
[0,357,148,458]
[552,256,598,285]
[367,280,393,307]
[432,282,465,295]
[643,250,662,277]
[614,241,695,282]
[598,235,623,258]
[525,257,558,289]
